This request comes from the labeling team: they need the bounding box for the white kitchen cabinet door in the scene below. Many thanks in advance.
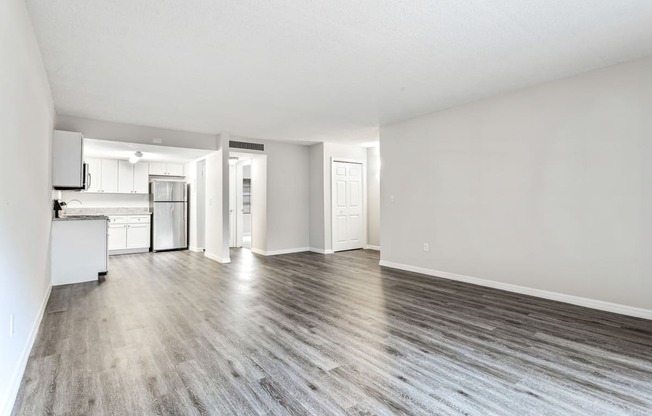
[108,224,127,250]
[166,163,184,176]
[133,162,149,193]
[85,158,101,193]
[127,224,150,248]
[53,130,84,189]
[149,162,167,175]
[118,161,134,193]
[101,160,119,193]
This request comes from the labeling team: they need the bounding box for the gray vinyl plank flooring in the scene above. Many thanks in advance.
[12,249,652,415]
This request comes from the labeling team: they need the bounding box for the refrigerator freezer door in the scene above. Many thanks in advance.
[152,181,187,202]
[153,202,187,250]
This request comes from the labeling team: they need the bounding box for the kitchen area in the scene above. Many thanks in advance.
[51,130,212,286]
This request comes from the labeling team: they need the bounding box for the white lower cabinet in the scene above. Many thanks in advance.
[52,219,108,286]
[108,224,128,250]
[127,224,150,248]
[108,215,151,254]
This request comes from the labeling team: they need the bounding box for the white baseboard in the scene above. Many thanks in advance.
[379,260,652,320]
[1,284,52,416]
[309,247,334,254]
[365,245,381,251]
[204,252,230,263]
[251,247,310,256]
[188,246,203,253]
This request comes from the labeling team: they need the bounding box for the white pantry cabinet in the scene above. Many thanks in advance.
[149,162,184,176]
[85,158,118,193]
[118,161,149,194]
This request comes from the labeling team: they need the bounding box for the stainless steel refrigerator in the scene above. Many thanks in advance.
[150,180,187,251]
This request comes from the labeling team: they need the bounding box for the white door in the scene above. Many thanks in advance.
[332,161,364,252]
[118,161,134,193]
[229,164,237,247]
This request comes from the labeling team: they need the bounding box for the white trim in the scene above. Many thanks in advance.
[365,245,381,251]
[188,246,203,253]
[1,284,52,416]
[331,158,367,253]
[379,260,652,320]
[309,247,334,254]
[251,247,310,256]
[204,252,230,263]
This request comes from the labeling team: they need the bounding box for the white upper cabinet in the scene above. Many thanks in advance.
[118,161,150,194]
[149,162,184,176]
[85,158,101,193]
[53,130,85,189]
[118,161,134,193]
[82,159,119,193]
[166,163,184,176]
[148,162,167,176]
[133,162,149,193]
[100,159,118,193]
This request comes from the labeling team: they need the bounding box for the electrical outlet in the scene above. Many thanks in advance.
[152,138,162,144]
[423,243,429,252]
[390,194,395,203]
[9,314,14,337]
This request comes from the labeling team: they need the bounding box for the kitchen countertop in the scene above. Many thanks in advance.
[65,208,151,216]
[53,215,109,221]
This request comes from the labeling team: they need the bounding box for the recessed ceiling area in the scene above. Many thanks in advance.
[26,0,652,144]
[84,138,214,163]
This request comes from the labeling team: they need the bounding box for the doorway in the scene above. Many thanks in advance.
[229,154,253,250]
[332,160,366,252]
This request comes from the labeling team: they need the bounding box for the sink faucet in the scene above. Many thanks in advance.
[66,199,83,206]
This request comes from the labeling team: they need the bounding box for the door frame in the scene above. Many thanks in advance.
[196,159,206,250]
[229,163,237,247]
[331,157,367,252]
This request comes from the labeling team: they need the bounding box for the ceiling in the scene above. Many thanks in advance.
[84,138,214,163]
[27,0,652,145]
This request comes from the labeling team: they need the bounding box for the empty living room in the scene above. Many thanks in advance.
[2,1,652,415]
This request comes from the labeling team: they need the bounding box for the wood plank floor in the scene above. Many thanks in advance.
[12,249,652,415]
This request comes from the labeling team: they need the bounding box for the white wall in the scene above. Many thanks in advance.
[380,56,652,316]
[265,142,310,252]
[229,139,310,254]
[184,159,199,250]
[204,149,227,262]
[367,145,381,248]
[0,0,54,413]
[56,115,218,150]
[309,143,325,250]
[251,154,268,253]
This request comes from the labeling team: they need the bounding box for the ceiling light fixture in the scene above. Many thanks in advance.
[129,151,143,164]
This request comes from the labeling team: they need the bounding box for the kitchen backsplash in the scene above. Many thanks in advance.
[60,191,149,209]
